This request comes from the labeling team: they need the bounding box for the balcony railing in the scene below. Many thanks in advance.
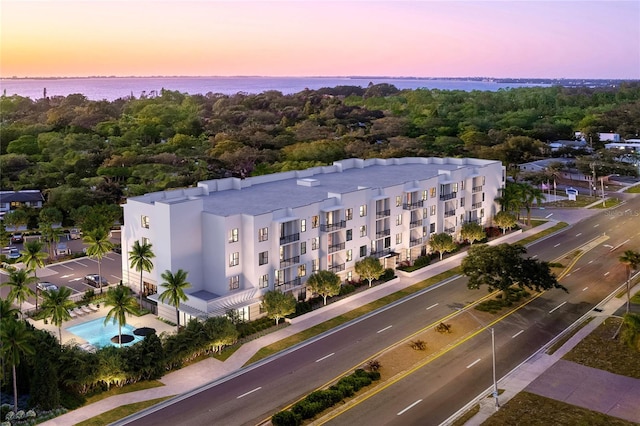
[410,219,423,228]
[328,263,345,273]
[275,277,301,291]
[467,218,481,224]
[444,209,456,217]
[444,226,456,234]
[472,185,483,193]
[320,221,346,232]
[376,209,390,218]
[370,248,392,258]
[402,200,424,210]
[440,192,457,201]
[279,233,300,245]
[375,229,391,238]
[472,202,483,209]
[280,255,300,268]
[410,238,423,247]
[328,242,345,253]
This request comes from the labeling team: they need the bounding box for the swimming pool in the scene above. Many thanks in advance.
[67,317,144,348]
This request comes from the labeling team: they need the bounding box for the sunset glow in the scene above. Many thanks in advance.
[1,0,638,79]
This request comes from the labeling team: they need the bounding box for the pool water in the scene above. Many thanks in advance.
[67,317,144,348]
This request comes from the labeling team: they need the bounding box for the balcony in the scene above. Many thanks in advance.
[467,218,481,224]
[410,219,423,228]
[370,248,392,258]
[320,221,346,232]
[402,200,424,210]
[472,185,483,193]
[444,209,456,218]
[280,255,300,268]
[328,263,345,273]
[376,209,390,218]
[275,277,301,291]
[279,233,300,245]
[328,242,345,253]
[440,192,457,201]
[375,229,391,238]
[410,238,423,247]
[472,202,483,209]
[444,226,456,234]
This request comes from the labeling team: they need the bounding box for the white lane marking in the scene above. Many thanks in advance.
[574,268,581,272]
[603,244,613,248]
[397,399,422,416]
[315,353,335,363]
[554,243,561,247]
[532,254,538,259]
[74,261,90,267]
[610,216,616,220]
[466,359,481,369]
[69,278,83,282]
[549,301,567,314]
[594,224,599,228]
[60,274,74,278]
[604,272,610,276]
[588,260,593,264]
[426,303,439,310]
[111,275,121,281]
[58,264,73,270]
[545,213,553,218]
[377,325,392,334]
[575,233,582,237]
[512,330,524,338]
[625,209,631,213]
[583,287,588,291]
[236,387,262,399]
[565,273,572,277]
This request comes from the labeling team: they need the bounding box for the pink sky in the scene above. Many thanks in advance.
[1,0,638,79]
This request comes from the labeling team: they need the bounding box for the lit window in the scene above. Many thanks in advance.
[141,215,150,229]
[229,228,239,243]
[259,274,269,289]
[312,215,319,228]
[312,258,319,272]
[259,251,268,266]
[430,187,436,198]
[396,233,402,244]
[229,275,240,290]
[312,237,319,250]
[229,252,239,267]
[430,205,436,216]
[453,183,458,192]
[346,249,352,262]
[396,196,402,207]
[359,225,367,237]
[345,208,353,221]
[360,245,367,257]
[300,241,307,254]
[258,227,268,242]
[347,271,352,281]
[396,214,402,226]
[359,204,367,217]
[298,264,306,277]
[422,190,428,200]
[300,219,306,232]
[141,237,150,246]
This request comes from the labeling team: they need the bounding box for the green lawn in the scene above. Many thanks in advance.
[84,380,164,405]
[624,185,640,193]
[75,397,172,426]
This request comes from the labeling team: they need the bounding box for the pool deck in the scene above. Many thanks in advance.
[27,305,176,347]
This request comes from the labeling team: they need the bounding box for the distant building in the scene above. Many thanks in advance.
[604,140,640,153]
[121,157,504,323]
[0,190,45,215]
[547,139,588,152]
[575,132,621,143]
[518,158,592,183]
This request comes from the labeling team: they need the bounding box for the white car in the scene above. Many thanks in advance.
[37,282,58,292]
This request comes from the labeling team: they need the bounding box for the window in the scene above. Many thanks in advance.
[300,219,306,232]
[346,229,352,241]
[259,251,268,265]
[345,208,353,221]
[312,215,319,228]
[141,215,150,229]
[312,258,319,272]
[422,190,428,200]
[360,245,367,257]
[460,198,465,207]
[359,225,367,237]
[346,249,352,262]
[396,196,402,207]
[258,227,268,242]
[430,223,436,233]
[229,228,239,243]
[430,205,436,216]
[396,233,402,244]
[259,274,269,289]
[453,183,459,192]
[312,237,319,250]
[430,187,436,198]
[347,271,352,281]
[141,237,150,246]
[229,275,240,290]
[460,180,465,190]
[300,241,307,254]
[396,214,402,226]
[384,237,391,249]
[480,208,485,218]
[298,264,306,277]
[229,252,239,267]
[359,204,367,217]
[423,226,428,237]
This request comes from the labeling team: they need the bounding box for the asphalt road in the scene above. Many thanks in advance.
[122,196,640,426]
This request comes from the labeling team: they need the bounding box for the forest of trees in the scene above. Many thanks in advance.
[2,82,640,226]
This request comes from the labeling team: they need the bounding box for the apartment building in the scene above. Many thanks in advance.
[121,157,505,324]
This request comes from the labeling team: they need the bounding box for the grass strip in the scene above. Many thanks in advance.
[517,222,568,246]
[75,396,172,426]
[452,404,480,426]
[590,198,621,209]
[84,380,164,405]
[624,185,640,193]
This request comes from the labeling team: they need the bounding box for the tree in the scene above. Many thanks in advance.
[129,240,155,307]
[429,232,457,261]
[494,211,517,234]
[19,240,48,310]
[460,222,486,245]
[620,313,640,350]
[619,250,640,313]
[355,256,385,288]
[461,243,565,298]
[104,285,138,347]
[306,270,341,305]
[3,209,28,234]
[519,183,545,226]
[83,227,114,294]
[159,269,191,331]
[0,297,20,324]
[495,182,522,215]
[0,319,35,413]
[2,267,36,319]
[262,290,297,325]
[40,286,75,344]
[204,315,239,352]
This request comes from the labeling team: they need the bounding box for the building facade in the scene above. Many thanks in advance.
[121,157,505,323]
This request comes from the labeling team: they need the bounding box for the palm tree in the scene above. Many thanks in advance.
[39,222,62,260]
[83,228,114,294]
[40,286,75,344]
[0,298,20,324]
[495,182,523,216]
[619,250,640,313]
[159,269,191,332]
[19,240,48,310]
[2,268,36,319]
[128,240,155,307]
[103,285,138,347]
[0,319,35,413]
[519,183,545,226]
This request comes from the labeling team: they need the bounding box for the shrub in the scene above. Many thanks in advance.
[435,322,452,333]
[414,255,431,268]
[409,339,427,350]
[380,268,395,282]
[291,400,324,420]
[338,284,355,296]
[82,289,95,303]
[366,359,381,372]
[271,410,301,426]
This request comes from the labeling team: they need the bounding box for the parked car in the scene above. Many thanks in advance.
[84,274,108,288]
[69,228,81,240]
[37,282,58,292]
[10,233,23,244]
[1,246,20,259]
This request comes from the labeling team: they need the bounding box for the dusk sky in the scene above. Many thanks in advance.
[1,0,639,79]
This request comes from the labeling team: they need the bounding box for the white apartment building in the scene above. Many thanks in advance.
[121,157,505,324]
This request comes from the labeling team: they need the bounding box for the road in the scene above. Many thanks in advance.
[122,196,640,426]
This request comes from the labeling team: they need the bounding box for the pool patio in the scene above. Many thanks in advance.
[27,305,176,347]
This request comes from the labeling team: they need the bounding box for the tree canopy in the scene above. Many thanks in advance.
[262,290,297,325]
[354,256,385,287]
[306,270,341,305]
